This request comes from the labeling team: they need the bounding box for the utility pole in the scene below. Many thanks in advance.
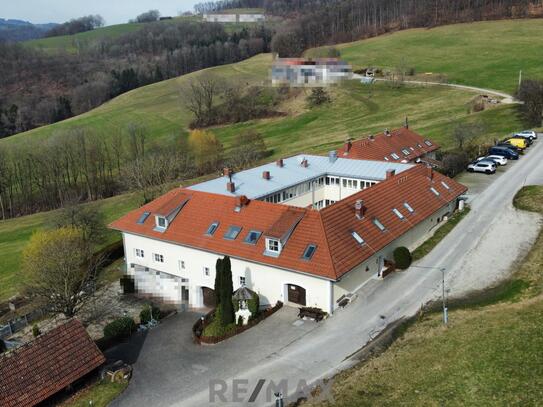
[519,70,522,89]
[441,267,448,325]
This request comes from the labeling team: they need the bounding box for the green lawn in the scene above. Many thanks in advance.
[61,380,128,407]
[305,186,543,406]
[0,192,142,302]
[310,19,543,94]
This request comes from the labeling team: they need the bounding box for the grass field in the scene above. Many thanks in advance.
[310,19,543,94]
[0,192,142,302]
[305,186,543,407]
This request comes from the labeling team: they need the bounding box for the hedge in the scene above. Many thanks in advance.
[394,246,412,269]
[104,316,136,340]
[139,304,161,324]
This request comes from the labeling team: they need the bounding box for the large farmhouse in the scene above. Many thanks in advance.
[271,58,352,87]
[110,153,466,314]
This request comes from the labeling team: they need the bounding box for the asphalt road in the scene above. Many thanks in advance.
[114,140,543,407]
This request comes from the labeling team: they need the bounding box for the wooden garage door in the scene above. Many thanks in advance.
[202,287,216,307]
[287,284,306,306]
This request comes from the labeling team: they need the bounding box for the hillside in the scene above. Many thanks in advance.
[312,19,543,94]
[305,186,543,406]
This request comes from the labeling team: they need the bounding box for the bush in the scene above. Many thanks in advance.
[104,317,136,340]
[306,88,331,108]
[140,304,161,324]
[32,324,41,338]
[394,246,412,269]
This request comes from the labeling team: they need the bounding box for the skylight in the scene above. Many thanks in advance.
[351,231,365,245]
[137,211,150,224]
[373,218,386,231]
[384,156,389,161]
[205,222,219,236]
[244,230,262,245]
[392,208,404,219]
[409,146,415,151]
[441,181,450,190]
[403,202,414,213]
[224,225,242,240]
[402,149,410,156]
[430,187,440,196]
[391,153,400,160]
[302,244,317,260]
[424,140,433,146]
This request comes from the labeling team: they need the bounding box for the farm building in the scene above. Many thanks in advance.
[271,58,353,87]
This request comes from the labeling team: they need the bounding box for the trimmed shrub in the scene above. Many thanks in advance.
[394,246,412,269]
[32,324,41,338]
[104,317,136,340]
[139,304,161,324]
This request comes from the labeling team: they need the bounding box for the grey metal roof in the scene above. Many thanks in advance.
[189,154,413,199]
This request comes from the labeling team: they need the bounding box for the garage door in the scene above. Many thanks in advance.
[287,284,306,306]
[202,287,216,307]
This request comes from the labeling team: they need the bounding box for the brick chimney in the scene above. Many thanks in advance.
[227,182,235,193]
[235,195,249,208]
[427,165,434,180]
[385,128,391,137]
[344,140,352,152]
[386,169,396,180]
[276,159,284,167]
[301,159,308,168]
[355,199,366,219]
[223,167,232,177]
[262,171,271,180]
[369,134,375,141]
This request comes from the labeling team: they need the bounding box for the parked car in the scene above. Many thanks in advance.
[467,161,496,174]
[489,146,519,160]
[477,155,507,166]
[496,143,522,154]
[503,137,528,150]
[515,130,538,141]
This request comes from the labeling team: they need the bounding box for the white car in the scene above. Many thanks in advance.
[477,155,507,166]
[515,130,538,141]
[467,161,496,174]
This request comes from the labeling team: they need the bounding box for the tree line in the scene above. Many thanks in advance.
[44,15,105,37]
[0,126,268,220]
[0,20,273,138]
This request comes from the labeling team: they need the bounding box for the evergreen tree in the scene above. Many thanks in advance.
[220,256,235,325]
[214,257,223,306]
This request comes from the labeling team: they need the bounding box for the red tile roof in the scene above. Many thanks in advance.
[338,128,440,162]
[0,320,105,407]
[109,164,465,281]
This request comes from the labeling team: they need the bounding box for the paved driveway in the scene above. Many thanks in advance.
[114,140,543,407]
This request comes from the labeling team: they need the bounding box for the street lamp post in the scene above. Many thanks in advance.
[413,265,448,325]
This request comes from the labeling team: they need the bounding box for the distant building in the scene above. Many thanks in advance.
[0,319,105,407]
[271,58,353,87]
[338,127,440,163]
[203,13,265,23]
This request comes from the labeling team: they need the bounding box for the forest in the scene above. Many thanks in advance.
[0,20,273,138]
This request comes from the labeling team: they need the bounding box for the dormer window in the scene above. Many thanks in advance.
[155,216,168,231]
[391,153,400,160]
[264,238,281,256]
[424,140,433,146]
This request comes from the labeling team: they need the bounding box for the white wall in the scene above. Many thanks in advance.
[123,233,333,313]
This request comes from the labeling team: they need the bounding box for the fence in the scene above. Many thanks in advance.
[0,308,45,339]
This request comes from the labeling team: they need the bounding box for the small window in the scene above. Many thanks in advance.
[430,187,440,196]
[244,230,262,245]
[342,179,347,188]
[373,218,386,231]
[392,208,404,220]
[203,267,210,276]
[179,260,185,270]
[157,216,167,228]
[154,253,164,263]
[351,231,365,245]
[239,276,246,286]
[266,238,280,253]
[137,212,150,224]
[205,222,219,236]
[403,202,414,213]
[441,181,450,190]
[302,244,317,260]
[224,225,242,240]
[384,156,389,161]
[135,249,144,258]
[424,140,433,146]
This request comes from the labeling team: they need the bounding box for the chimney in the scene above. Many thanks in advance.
[369,134,375,141]
[386,169,396,180]
[226,182,235,193]
[426,165,433,180]
[223,167,232,177]
[344,140,352,152]
[385,128,391,137]
[276,158,284,167]
[301,158,308,168]
[355,199,366,219]
[262,170,271,180]
[328,150,338,163]
[235,195,249,208]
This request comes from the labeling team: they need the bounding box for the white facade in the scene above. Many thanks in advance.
[203,14,265,23]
